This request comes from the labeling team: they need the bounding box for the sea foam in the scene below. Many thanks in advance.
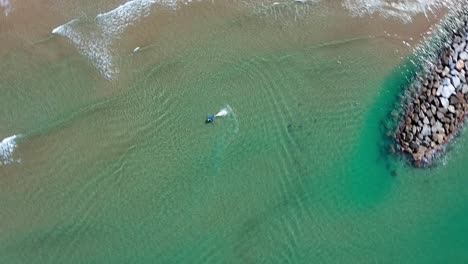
[0,0,13,16]
[0,134,20,165]
[250,0,452,23]
[342,0,459,22]
[52,0,179,80]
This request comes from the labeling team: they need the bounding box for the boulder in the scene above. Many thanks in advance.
[410,141,420,152]
[432,121,444,133]
[442,66,450,76]
[449,60,456,69]
[456,60,465,70]
[463,84,468,94]
[436,134,445,144]
[419,110,425,119]
[460,72,466,83]
[442,117,451,124]
[448,105,456,113]
[442,55,450,66]
[452,76,461,87]
[418,132,424,140]
[427,109,433,118]
[423,116,430,124]
[442,77,451,86]
[441,84,455,98]
[460,51,468,60]
[440,96,450,108]
[421,124,431,136]
[408,132,414,141]
[456,41,467,53]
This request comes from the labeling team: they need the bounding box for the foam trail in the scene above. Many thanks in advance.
[215,108,229,117]
[216,104,235,117]
[0,0,13,16]
[0,134,20,165]
[52,0,178,80]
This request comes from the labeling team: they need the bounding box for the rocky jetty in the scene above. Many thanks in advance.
[395,21,468,167]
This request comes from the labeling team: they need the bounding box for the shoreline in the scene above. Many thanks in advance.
[395,16,468,167]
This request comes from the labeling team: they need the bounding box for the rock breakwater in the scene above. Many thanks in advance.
[395,20,468,167]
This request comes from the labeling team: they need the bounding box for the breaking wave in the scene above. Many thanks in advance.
[0,134,21,165]
[251,0,459,23]
[51,0,461,79]
[0,0,13,16]
[52,0,179,80]
[342,0,461,22]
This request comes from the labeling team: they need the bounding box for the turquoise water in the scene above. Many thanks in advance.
[1,1,468,263]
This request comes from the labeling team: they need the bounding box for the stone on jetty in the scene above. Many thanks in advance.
[463,84,468,94]
[441,84,455,98]
[460,51,468,60]
[394,20,468,167]
[456,60,465,70]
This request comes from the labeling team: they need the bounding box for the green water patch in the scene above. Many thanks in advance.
[0,51,101,137]
[335,53,420,209]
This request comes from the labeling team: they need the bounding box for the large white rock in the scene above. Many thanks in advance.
[456,41,467,53]
[452,76,461,88]
[442,77,451,85]
[460,51,468,61]
[432,121,444,133]
[463,84,468,94]
[440,97,450,109]
[421,125,431,136]
[440,84,455,98]
[448,105,456,113]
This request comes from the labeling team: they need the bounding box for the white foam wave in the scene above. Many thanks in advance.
[52,19,116,79]
[0,134,20,165]
[249,0,452,23]
[52,0,179,80]
[0,0,13,16]
[215,108,229,117]
[342,0,458,22]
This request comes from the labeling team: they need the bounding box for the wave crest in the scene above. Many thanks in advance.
[343,0,459,22]
[0,0,13,16]
[0,135,21,165]
[52,0,179,80]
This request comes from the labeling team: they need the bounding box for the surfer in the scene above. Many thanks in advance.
[206,115,217,123]
[206,107,230,124]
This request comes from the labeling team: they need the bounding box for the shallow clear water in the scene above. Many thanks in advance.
[1,0,468,263]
